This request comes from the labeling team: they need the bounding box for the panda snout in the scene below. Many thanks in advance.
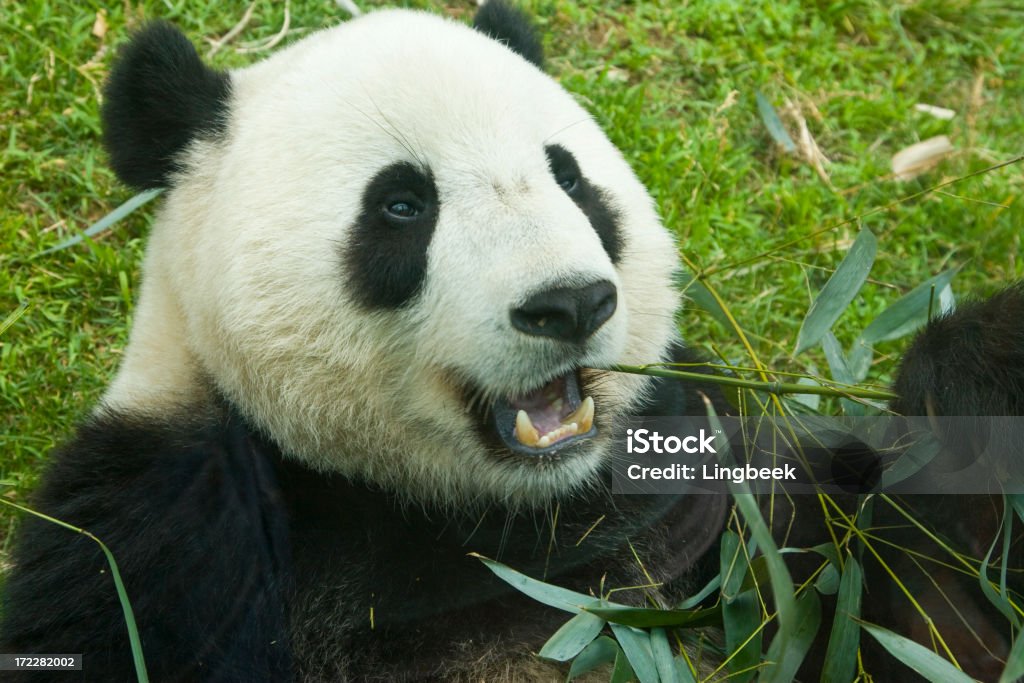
[510,280,617,345]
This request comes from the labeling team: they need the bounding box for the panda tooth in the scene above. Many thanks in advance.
[537,435,551,448]
[562,396,595,433]
[515,410,540,446]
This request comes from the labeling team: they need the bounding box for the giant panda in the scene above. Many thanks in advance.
[1,2,1022,682]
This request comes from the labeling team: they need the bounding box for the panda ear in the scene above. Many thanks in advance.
[472,0,544,69]
[101,22,232,190]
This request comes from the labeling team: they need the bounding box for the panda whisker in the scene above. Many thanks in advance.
[460,506,492,547]
[542,501,560,578]
[543,117,592,144]
[496,510,517,560]
[355,90,429,167]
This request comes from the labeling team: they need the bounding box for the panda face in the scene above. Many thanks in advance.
[103,9,680,506]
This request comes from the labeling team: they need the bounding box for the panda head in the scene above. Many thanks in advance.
[101,3,681,507]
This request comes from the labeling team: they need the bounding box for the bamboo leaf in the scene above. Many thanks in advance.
[860,270,957,343]
[706,404,797,640]
[862,623,975,683]
[539,610,606,661]
[822,332,853,384]
[796,229,877,354]
[760,590,821,683]
[568,636,620,679]
[880,433,940,488]
[999,629,1024,683]
[808,543,841,568]
[678,572,721,609]
[814,562,840,595]
[847,339,874,383]
[471,554,600,613]
[756,91,796,153]
[823,332,866,416]
[611,645,638,683]
[610,622,660,683]
[1009,494,1024,525]
[978,499,1020,629]
[675,655,698,683]
[586,605,721,629]
[821,556,863,683]
[650,628,680,683]
[720,531,760,682]
[676,269,730,327]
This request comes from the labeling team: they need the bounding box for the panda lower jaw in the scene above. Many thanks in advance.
[492,371,597,456]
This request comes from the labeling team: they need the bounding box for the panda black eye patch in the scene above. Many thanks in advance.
[343,162,439,309]
[545,144,623,263]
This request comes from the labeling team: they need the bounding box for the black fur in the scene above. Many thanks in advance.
[0,391,727,681]
[473,0,544,68]
[102,22,232,190]
[0,409,291,682]
[892,282,1024,416]
[810,281,1024,680]
[343,162,440,309]
[546,144,624,263]
[280,432,725,679]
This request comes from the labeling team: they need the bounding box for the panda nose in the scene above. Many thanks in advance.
[510,280,618,344]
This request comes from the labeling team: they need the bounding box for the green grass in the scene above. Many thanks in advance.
[1,0,1022,675]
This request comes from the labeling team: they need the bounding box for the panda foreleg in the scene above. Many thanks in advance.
[0,408,293,682]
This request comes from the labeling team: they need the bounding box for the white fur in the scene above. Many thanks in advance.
[104,9,681,506]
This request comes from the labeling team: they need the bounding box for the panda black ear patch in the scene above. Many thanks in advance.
[101,22,232,190]
[472,0,544,68]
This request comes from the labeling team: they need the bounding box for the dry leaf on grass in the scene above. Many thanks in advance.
[914,103,956,120]
[891,135,954,181]
[92,10,107,40]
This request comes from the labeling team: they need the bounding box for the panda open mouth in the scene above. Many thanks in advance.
[492,371,597,456]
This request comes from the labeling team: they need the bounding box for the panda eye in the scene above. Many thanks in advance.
[545,144,583,197]
[556,174,579,194]
[383,196,423,221]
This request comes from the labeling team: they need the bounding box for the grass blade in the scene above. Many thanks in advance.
[42,188,163,254]
[0,302,29,337]
[0,499,149,683]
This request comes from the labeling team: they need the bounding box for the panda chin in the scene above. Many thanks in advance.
[491,370,598,457]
